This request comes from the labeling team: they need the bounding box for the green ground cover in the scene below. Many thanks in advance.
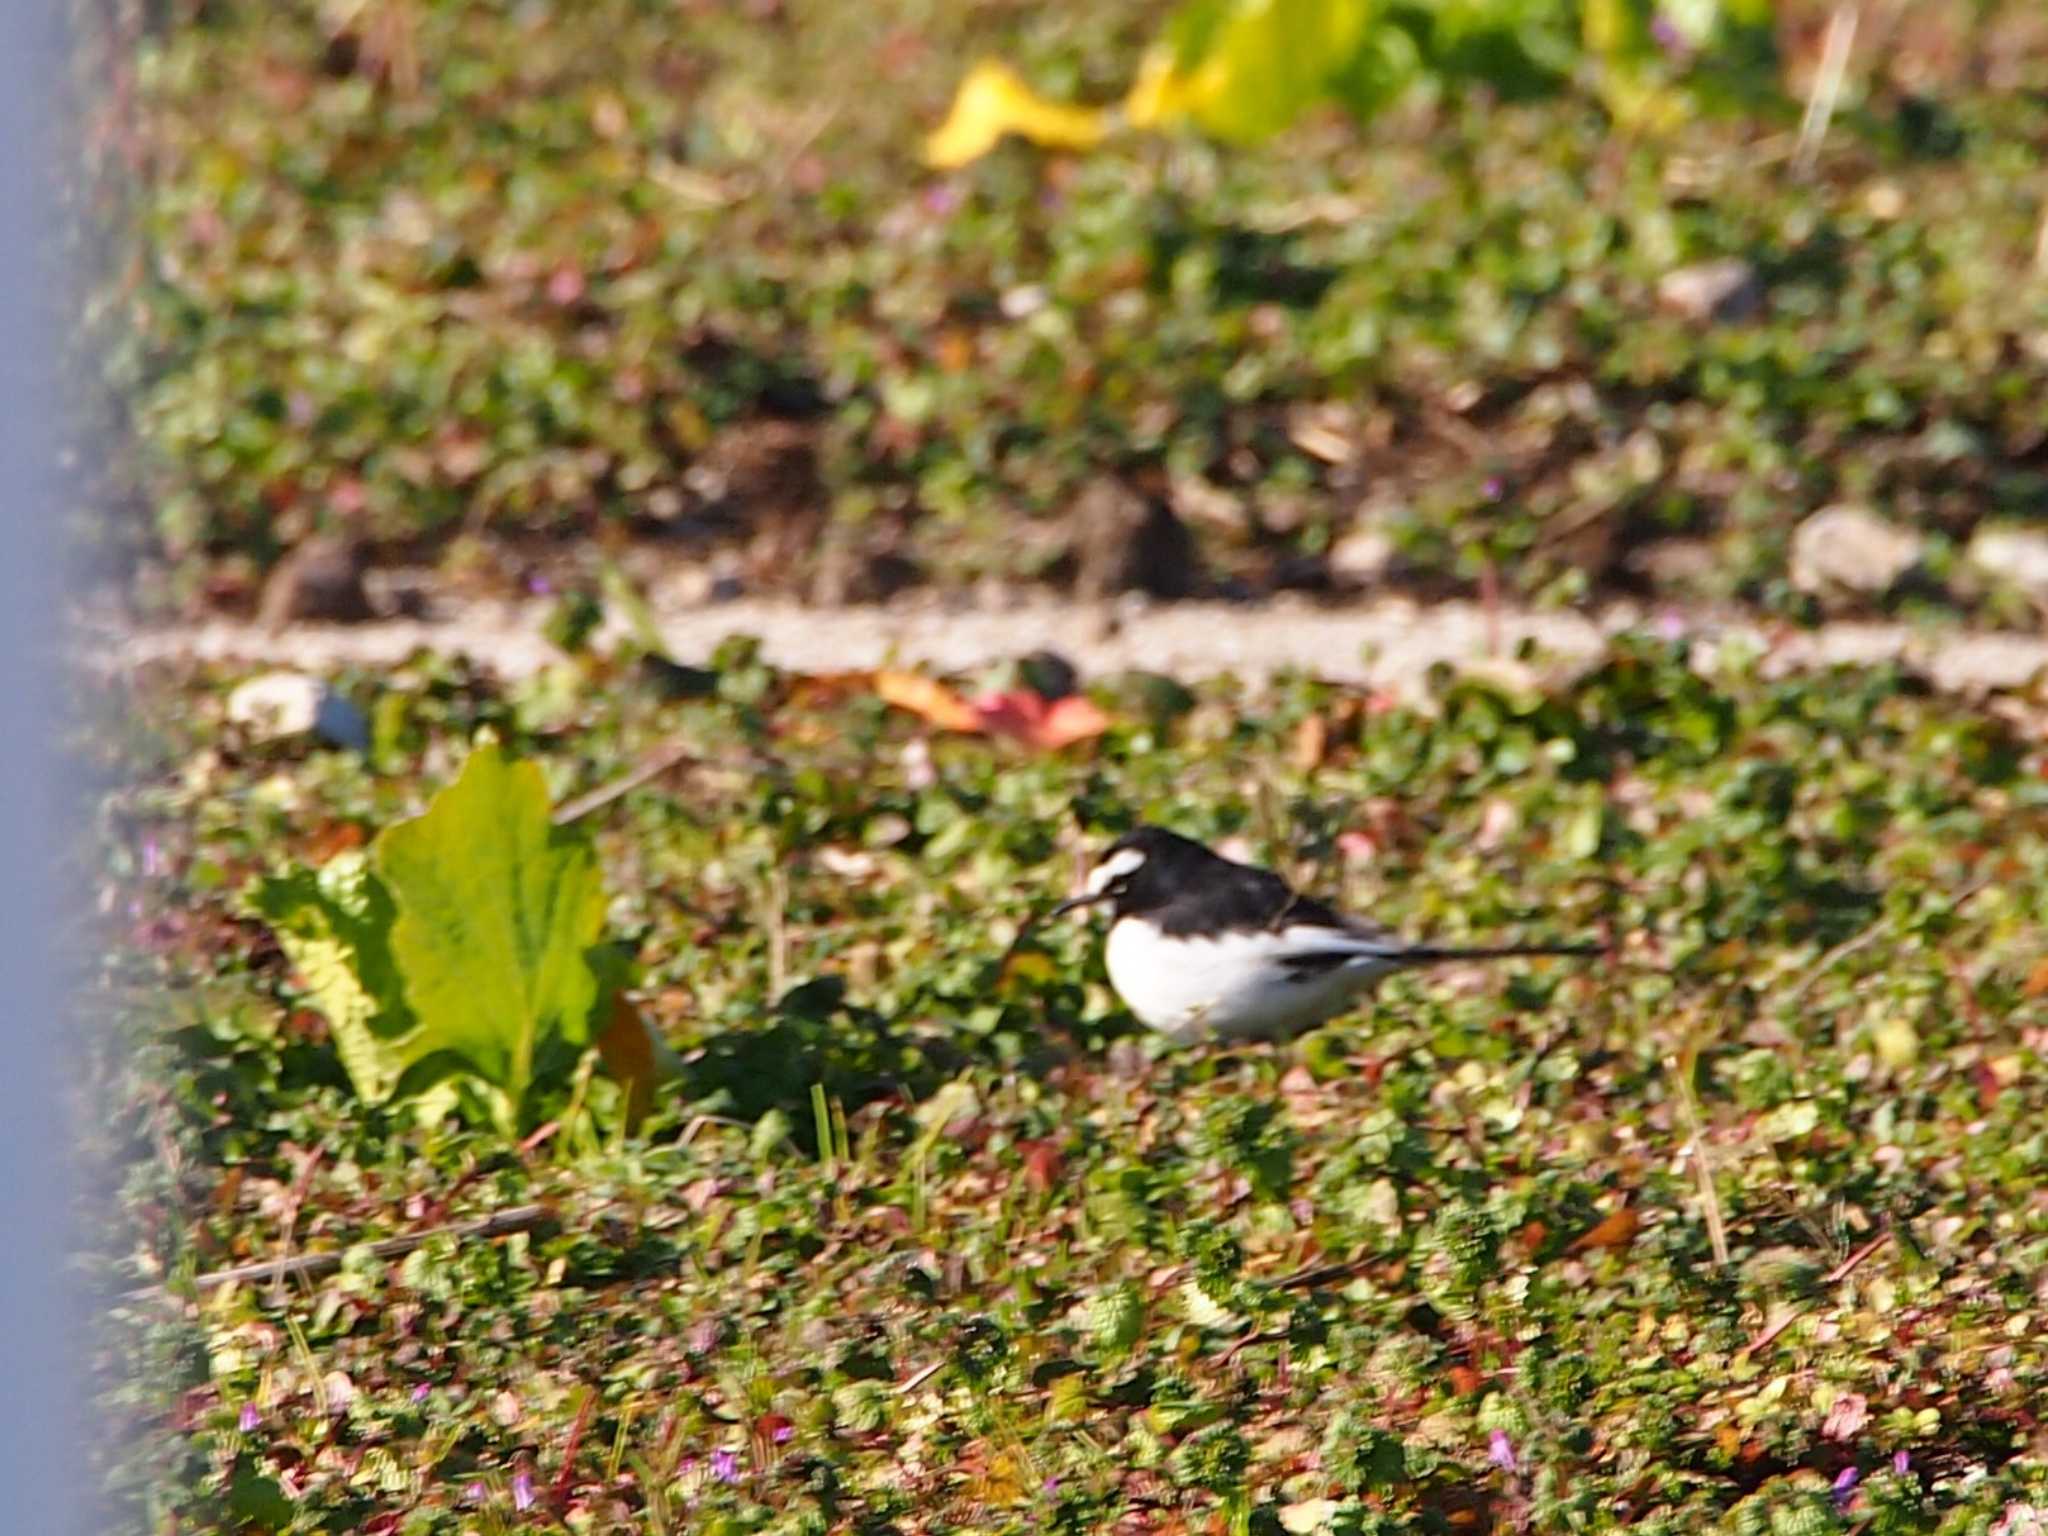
[94,1,2048,619]
[92,635,2048,1532]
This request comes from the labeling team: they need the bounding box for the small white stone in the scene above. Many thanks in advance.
[227,672,368,750]
[1656,258,1761,322]
[1790,505,1922,595]
[1967,524,2048,598]
[1328,527,1395,584]
[998,283,1048,320]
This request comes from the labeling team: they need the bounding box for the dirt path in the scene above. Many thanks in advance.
[100,591,2048,700]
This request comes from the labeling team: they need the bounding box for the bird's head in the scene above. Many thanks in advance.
[1050,824,1215,921]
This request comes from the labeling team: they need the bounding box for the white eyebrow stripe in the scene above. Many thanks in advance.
[1083,847,1147,896]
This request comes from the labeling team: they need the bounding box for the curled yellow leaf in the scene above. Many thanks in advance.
[924,60,1109,168]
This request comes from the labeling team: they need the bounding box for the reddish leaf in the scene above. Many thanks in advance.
[1822,1392,1870,1442]
[302,820,367,864]
[971,690,1111,750]
[1019,1139,1063,1193]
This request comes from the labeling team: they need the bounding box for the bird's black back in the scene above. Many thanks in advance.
[1103,825,1350,936]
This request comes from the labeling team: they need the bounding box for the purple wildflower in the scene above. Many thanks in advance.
[464,1481,486,1504]
[411,1383,430,1404]
[1894,1450,1911,1476]
[237,1402,260,1433]
[710,1447,740,1484]
[772,1421,794,1445]
[526,573,554,596]
[1482,477,1504,500]
[141,834,164,878]
[1833,1466,1861,1510]
[1649,13,1688,57]
[923,183,962,217]
[1488,1429,1517,1471]
[512,1472,536,1512]
[1043,1475,1061,1495]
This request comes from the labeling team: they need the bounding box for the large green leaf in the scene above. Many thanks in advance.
[372,739,609,1131]
[247,851,418,1104]
[1134,0,1375,143]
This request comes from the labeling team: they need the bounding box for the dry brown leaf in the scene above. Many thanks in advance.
[302,820,367,865]
[1293,713,1328,771]
[595,995,659,1130]
[1567,1206,1641,1254]
[874,669,982,732]
[785,669,876,709]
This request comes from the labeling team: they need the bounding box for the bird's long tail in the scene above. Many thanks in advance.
[1398,941,1604,964]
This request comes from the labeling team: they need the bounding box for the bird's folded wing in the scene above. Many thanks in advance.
[1270,920,1415,975]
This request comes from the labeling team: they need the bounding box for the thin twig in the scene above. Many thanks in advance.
[1782,873,1993,1008]
[552,744,698,824]
[1219,1329,1289,1367]
[764,867,789,1000]
[1795,4,1859,174]
[1672,1040,1731,1269]
[268,1144,324,1307]
[1277,1257,1373,1292]
[1821,1228,1892,1285]
[549,1386,599,1510]
[896,1359,946,1396]
[122,1202,554,1304]
[1741,1229,1892,1355]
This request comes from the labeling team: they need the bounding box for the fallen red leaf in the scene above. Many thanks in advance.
[1019,1139,1064,1193]
[970,689,1111,750]
[874,669,1112,749]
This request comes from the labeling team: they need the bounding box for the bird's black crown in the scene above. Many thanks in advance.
[1077,824,1344,935]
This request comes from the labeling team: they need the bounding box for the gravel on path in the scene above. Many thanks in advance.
[98,593,2048,700]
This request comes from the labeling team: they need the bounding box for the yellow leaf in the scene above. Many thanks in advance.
[924,60,1109,168]
[1125,45,1197,130]
[1872,1016,1919,1070]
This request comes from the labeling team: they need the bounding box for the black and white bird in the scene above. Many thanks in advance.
[1051,824,1600,1044]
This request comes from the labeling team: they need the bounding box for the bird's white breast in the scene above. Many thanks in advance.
[1103,917,1403,1044]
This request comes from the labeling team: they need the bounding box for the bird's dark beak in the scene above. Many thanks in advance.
[1049,890,1110,920]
